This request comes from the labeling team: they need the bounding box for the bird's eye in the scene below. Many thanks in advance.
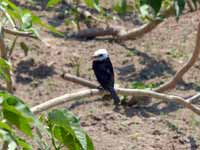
[99,54,103,57]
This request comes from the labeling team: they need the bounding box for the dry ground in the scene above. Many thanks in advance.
[6,1,200,149]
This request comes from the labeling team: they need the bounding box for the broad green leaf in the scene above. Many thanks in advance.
[53,126,79,150]
[0,122,32,149]
[0,58,11,83]
[3,107,33,137]
[15,137,32,149]
[47,0,61,8]
[48,109,94,150]
[149,0,162,14]
[0,92,35,137]
[0,121,12,132]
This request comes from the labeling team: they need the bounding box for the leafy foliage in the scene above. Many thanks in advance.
[47,0,61,8]
[0,59,11,84]
[0,0,62,36]
[84,0,100,12]
[131,81,161,89]
[48,109,94,150]
[0,92,94,150]
[113,0,127,15]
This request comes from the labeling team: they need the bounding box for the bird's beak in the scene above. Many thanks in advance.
[91,54,97,60]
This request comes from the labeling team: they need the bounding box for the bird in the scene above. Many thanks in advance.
[92,49,120,105]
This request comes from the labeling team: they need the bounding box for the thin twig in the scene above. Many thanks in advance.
[0,6,16,28]
[3,27,37,38]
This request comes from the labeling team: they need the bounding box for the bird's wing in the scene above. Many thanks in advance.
[100,59,114,89]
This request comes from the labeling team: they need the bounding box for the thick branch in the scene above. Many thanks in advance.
[155,22,200,92]
[32,74,200,115]
[75,6,174,40]
[187,93,200,103]
[63,73,98,88]
[31,87,200,115]
[76,27,118,38]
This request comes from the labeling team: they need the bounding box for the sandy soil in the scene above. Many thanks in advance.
[7,1,200,149]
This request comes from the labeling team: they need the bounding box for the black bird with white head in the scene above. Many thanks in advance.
[92,49,120,105]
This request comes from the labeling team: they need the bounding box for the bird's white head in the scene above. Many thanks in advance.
[92,49,109,61]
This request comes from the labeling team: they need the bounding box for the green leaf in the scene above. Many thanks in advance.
[15,137,32,149]
[174,0,185,20]
[53,126,79,149]
[84,0,100,12]
[131,81,158,89]
[113,0,127,15]
[0,121,12,132]
[0,58,11,83]
[48,109,94,150]
[21,13,32,29]
[149,0,162,14]
[139,4,150,18]
[0,122,32,149]
[47,0,61,8]
[0,92,36,137]
[86,133,94,150]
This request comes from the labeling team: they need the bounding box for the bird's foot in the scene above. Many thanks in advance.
[113,100,120,108]
[97,86,104,91]
[113,103,120,111]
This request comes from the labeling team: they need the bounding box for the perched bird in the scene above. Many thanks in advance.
[92,49,120,105]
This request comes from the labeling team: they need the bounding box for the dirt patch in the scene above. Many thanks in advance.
[6,1,200,149]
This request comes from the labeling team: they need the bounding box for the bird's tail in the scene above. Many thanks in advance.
[108,88,120,105]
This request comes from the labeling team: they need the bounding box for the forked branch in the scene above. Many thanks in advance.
[75,6,174,40]
[31,74,200,115]
[155,22,200,92]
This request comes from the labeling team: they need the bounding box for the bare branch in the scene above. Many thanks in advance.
[31,87,200,115]
[187,93,200,103]
[75,27,118,38]
[75,6,174,40]
[32,74,200,115]
[63,73,98,88]
[3,27,37,38]
[155,22,200,92]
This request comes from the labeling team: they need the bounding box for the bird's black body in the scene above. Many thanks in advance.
[92,57,120,105]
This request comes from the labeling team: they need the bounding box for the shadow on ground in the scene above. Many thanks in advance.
[116,44,175,82]
[15,58,55,84]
